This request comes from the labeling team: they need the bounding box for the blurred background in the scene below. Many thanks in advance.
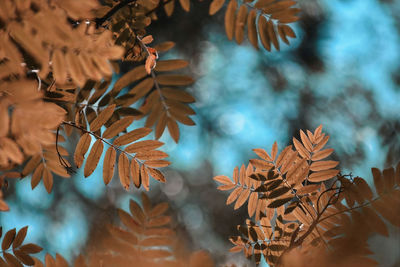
[2,0,400,266]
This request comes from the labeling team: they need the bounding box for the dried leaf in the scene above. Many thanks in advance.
[103,147,116,185]
[130,159,141,188]
[268,197,292,208]
[12,226,28,249]
[84,139,104,177]
[209,0,225,15]
[312,148,334,161]
[310,160,339,171]
[125,140,164,153]
[42,168,53,193]
[113,127,152,146]
[308,169,339,182]
[102,116,135,139]
[147,168,166,183]
[248,192,258,217]
[224,0,237,40]
[227,187,243,205]
[167,118,180,143]
[89,104,116,132]
[118,153,130,190]
[2,228,16,250]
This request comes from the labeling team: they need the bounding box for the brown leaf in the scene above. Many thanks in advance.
[372,168,384,196]
[3,252,22,267]
[268,197,292,208]
[89,104,116,132]
[103,147,116,185]
[253,148,273,161]
[258,15,271,51]
[154,41,175,53]
[125,140,164,153]
[156,75,194,86]
[143,160,170,168]
[235,5,248,44]
[12,226,28,249]
[113,127,152,146]
[149,203,169,218]
[22,155,41,177]
[310,160,339,171]
[179,0,190,12]
[141,35,154,45]
[214,175,234,185]
[19,243,42,254]
[102,116,134,139]
[147,167,166,183]
[313,135,330,152]
[74,137,92,166]
[248,192,258,217]
[118,153,130,190]
[45,254,55,267]
[42,168,53,193]
[141,164,150,191]
[147,216,171,227]
[14,250,34,266]
[293,137,310,159]
[167,118,180,143]
[249,159,274,170]
[0,101,9,138]
[155,60,189,72]
[161,88,195,103]
[83,139,104,177]
[2,228,16,250]
[311,148,334,161]
[227,187,243,205]
[209,0,225,15]
[145,54,156,74]
[300,130,313,152]
[224,0,237,40]
[362,206,388,237]
[308,169,339,182]
[129,199,145,225]
[31,163,44,189]
[135,150,168,161]
[130,160,141,188]
[113,65,147,94]
[266,19,279,51]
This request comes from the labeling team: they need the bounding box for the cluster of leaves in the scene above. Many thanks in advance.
[211,0,299,50]
[214,126,400,266]
[0,226,43,266]
[0,194,214,267]
[83,193,214,267]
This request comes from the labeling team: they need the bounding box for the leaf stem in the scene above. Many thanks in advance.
[61,121,142,164]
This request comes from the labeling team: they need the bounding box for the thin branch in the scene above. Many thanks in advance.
[56,126,75,174]
[61,121,143,165]
[318,184,399,223]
